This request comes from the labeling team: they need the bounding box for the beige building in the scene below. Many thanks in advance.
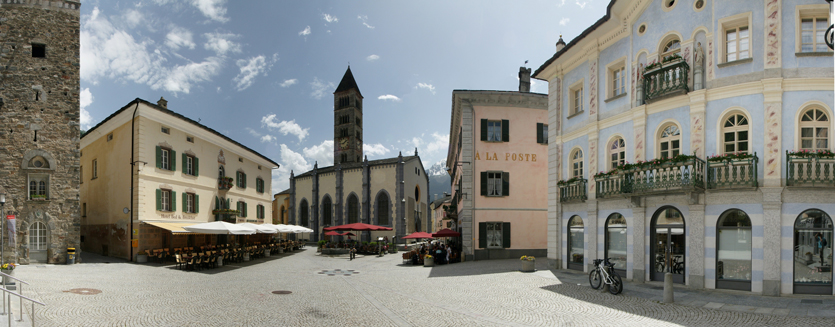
[273,189,290,225]
[80,98,278,261]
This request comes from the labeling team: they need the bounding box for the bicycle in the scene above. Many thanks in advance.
[589,258,623,295]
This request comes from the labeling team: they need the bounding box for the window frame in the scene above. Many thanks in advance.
[186,192,196,214]
[608,137,626,170]
[606,57,627,100]
[795,5,833,54]
[161,126,170,134]
[798,106,831,151]
[486,222,503,249]
[720,110,751,155]
[718,12,753,64]
[570,148,584,178]
[657,122,682,159]
[568,79,584,117]
[160,189,172,212]
[486,171,503,197]
[28,174,49,200]
[487,120,502,142]
[29,222,47,251]
[92,159,97,179]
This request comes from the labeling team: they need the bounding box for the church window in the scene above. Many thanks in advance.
[323,197,333,226]
[376,193,389,225]
[347,195,359,223]
[299,199,309,226]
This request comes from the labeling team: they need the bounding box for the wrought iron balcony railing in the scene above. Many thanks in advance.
[596,173,629,199]
[558,178,587,203]
[594,156,706,198]
[786,151,835,187]
[706,154,758,189]
[643,59,689,103]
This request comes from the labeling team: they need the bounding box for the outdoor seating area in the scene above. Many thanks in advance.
[140,240,307,271]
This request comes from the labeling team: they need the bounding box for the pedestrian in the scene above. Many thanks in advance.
[816,233,828,264]
[350,243,356,260]
[446,244,451,263]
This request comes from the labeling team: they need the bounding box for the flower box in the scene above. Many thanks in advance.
[424,256,434,267]
[521,259,535,272]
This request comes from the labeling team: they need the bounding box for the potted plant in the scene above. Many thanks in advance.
[136,250,148,263]
[520,255,536,272]
[424,254,434,267]
[0,263,15,286]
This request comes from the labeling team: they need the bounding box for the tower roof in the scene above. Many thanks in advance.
[334,66,362,97]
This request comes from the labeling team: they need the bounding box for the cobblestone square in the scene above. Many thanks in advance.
[9,249,835,326]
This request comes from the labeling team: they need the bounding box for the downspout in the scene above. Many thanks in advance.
[129,101,140,261]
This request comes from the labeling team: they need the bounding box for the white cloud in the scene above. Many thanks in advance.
[310,77,334,99]
[302,140,334,167]
[377,94,401,102]
[260,135,276,143]
[299,26,311,36]
[576,0,588,9]
[165,26,195,50]
[80,88,95,130]
[273,144,312,191]
[364,143,390,157]
[190,0,228,23]
[233,55,275,91]
[280,79,298,87]
[261,115,310,141]
[558,0,567,6]
[323,13,338,23]
[246,127,260,138]
[203,31,240,56]
[81,7,223,94]
[122,9,143,28]
[559,18,570,26]
[408,132,449,157]
[416,82,435,94]
[357,15,375,29]
[366,54,380,61]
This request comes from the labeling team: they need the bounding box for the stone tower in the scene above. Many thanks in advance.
[0,1,81,264]
[333,67,363,165]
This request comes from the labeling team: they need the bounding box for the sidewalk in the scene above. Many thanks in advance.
[544,267,835,318]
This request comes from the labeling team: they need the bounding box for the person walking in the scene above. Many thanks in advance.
[350,243,356,261]
[816,233,828,265]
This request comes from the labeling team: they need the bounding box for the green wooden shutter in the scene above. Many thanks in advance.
[194,157,199,176]
[501,119,509,142]
[155,146,162,168]
[195,194,199,213]
[171,191,176,212]
[170,150,176,171]
[502,222,511,248]
[480,172,488,196]
[478,222,487,248]
[243,173,247,188]
[502,172,509,196]
[480,119,487,141]
[215,196,220,210]
[156,189,161,211]
[182,153,187,173]
[227,198,231,210]
[182,192,187,212]
[244,203,248,217]
[536,123,543,144]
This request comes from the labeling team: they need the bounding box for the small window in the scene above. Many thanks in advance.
[82,203,87,217]
[160,190,172,211]
[725,26,750,62]
[537,123,549,144]
[28,176,48,200]
[161,149,170,170]
[569,80,584,116]
[32,44,45,58]
[662,0,676,11]
[693,0,705,11]
[258,165,262,170]
[487,121,502,142]
[486,172,503,196]
[161,126,170,134]
[186,193,196,213]
[638,24,647,35]
[238,157,243,163]
[92,159,98,179]
[186,136,194,143]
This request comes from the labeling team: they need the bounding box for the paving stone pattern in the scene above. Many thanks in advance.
[11,250,835,326]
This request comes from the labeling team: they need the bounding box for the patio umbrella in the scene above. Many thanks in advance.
[324,231,341,236]
[183,221,256,235]
[271,224,298,233]
[323,223,393,231]
[341,232,356,236]
[238,223,278,234]
[432,228,461,238]
[403,231,434,239]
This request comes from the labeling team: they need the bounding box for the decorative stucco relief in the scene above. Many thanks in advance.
[553,77,561,133]
[690,114,704,158]
[683,44,692,87]
[555,144,562,181]
[634,128,644,161]
[588,139,597,193]
[631,63,637,105]
[764,103,781,177]
[707,39,714,80]
[589,60,597,116]
[765,0,781,68]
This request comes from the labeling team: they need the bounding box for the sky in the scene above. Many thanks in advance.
[79,0,608,194]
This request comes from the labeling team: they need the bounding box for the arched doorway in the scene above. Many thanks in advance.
[29,222,48,263]
[716,209,752,291]
[605,213,627,275]
[651,207,685,283]
[567,215,584,271]
[793,209,833,295]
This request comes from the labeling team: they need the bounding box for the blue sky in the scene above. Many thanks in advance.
[80,0,607,193]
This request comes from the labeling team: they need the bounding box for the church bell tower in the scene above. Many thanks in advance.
[333,67,364,164]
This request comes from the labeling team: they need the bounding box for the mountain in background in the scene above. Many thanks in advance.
[426,159,450,201]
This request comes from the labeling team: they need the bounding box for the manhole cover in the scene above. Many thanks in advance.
[801,299,823,304]
[317,269,359,276]
[65,288,101,295]
[271,291,292,295]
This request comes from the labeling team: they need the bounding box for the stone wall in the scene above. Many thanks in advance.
[0,2,80,264]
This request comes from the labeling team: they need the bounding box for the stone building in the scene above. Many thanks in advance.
[289,68,429,242]
[0,1,81,264]
[535,0,834,295]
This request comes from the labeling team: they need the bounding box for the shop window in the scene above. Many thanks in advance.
[605,213,627,271]
[793,209,833,294]
[568,216,584,270]
[716,209,752,290]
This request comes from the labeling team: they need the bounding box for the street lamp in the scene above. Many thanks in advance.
[0,192,5,266]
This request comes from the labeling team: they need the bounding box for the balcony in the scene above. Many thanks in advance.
[595,156,706,198]
[212,209,239,223]
[706,153,758,190]
[642,56,689,103]
[218,177,234,190]
[786,151,835,187]
[558,178,587,203]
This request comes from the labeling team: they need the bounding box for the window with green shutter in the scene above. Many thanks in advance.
[156,146,176,171]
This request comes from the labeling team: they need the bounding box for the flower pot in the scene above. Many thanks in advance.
[1,269,13,286]
[521,260,535,272]
[136,254,148,263]
[424,256,434,267]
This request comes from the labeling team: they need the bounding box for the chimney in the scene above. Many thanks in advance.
[556,35,566,53]
[518,67,532,93]
[157,96,168,109]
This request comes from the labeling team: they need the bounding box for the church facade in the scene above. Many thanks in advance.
[289,68,430,242]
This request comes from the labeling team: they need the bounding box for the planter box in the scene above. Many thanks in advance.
[521,260,535,272]
[136,254,148,263]
[424,256,434,267]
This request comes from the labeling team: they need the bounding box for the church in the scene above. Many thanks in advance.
[289,68,430,243]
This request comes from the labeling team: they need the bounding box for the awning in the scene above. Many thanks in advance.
[144,221,201,234]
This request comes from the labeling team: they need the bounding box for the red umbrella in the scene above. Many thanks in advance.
[432,229,461,238]
[402,232,434,239]
[341,232,356,236]
[323,223,393,231]
[324,231,341,236]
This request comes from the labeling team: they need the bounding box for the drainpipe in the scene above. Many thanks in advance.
[129,101,140,261]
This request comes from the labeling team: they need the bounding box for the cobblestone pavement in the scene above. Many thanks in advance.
[8,249,835,326]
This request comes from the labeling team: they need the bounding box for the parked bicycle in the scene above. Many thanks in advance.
[589,258,623,295]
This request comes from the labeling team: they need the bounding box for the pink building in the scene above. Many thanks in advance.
[446,68,549,261]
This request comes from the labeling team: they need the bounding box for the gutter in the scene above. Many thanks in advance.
[129,102,140,261]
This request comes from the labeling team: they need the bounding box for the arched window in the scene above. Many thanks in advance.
[609,137,626,169]
[347,195,359,224]
[717,209,752,291]
[218,165,225,179]
[658,124,681,158]
[662,39,681,56]
[799,108,829,150]
[376,192,389,225]
[29,222,47,251]
[793,209,833,294]
[567,216,584,271]
[571,149,584,178]
[605,213,627,271]
[322,197,332,226]
[299,199,309,226]
[722,113,749,154]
